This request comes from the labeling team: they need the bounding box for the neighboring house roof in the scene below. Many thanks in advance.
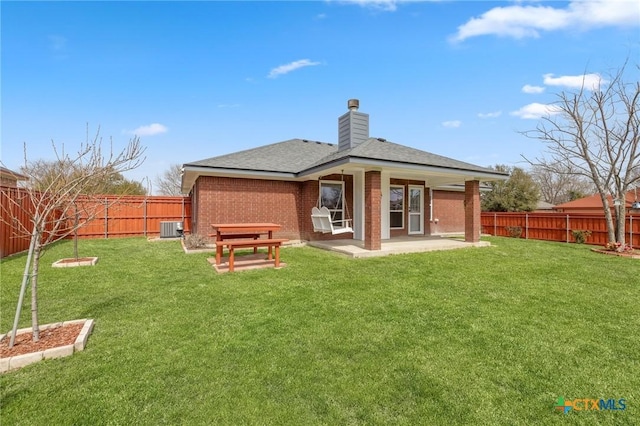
[0,166,28,182]
[536,200,555,210]
[554,190,639,211]
[182,138,507,193]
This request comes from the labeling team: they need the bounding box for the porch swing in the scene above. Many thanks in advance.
[311,172,354,235]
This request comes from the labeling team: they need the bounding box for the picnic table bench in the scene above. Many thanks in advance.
[215,238,288,272]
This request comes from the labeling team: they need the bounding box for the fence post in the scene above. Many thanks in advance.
[525,213,529,239]
[143,198,147,237]
[181,197,185,227]
[104,198,108,239]
[494,213,497,236]
[566,214,569,243]
[630,215,634,248]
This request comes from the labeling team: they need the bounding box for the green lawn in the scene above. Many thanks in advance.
[1,237,638,425]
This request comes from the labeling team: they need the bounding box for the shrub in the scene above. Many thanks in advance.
[184,233,209,249]
[505,226,523,238]
[571,230,592,244]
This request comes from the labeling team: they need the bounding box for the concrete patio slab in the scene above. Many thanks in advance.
[307,236,490,258]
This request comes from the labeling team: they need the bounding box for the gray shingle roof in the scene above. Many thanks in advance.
[184,139,335,174]
[185,137,502,177]
[305,138,499,174]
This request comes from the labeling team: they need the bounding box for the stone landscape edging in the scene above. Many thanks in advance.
[52,257,99,268]
[0,319,94,373]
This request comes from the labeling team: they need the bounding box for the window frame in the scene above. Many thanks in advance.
[389,184,405,230]
[319,180,345,223]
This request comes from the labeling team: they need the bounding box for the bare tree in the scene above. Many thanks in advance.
[0,128,145,347]
[523,63,640,248]
[155,163,183,195]
[531,162,595,205]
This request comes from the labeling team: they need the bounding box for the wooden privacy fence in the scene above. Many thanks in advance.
[71,195,191,239]
[1,186,191,258]
[481,212,640,247]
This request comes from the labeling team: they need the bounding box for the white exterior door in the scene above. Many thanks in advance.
[408,186,424,235]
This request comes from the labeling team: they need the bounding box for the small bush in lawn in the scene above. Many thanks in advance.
[505,226,523,238]
[571,229,592,244]
[184,233,209,249]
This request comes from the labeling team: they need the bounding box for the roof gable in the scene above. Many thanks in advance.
[184,139,336,174]
[305,138,498,175]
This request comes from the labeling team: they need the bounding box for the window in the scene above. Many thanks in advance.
[320,181,344,223]
[390,185,404,229]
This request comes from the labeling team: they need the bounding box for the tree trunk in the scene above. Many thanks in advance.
[615,204,627,249]
[73,208,79,260]
[599,193,617,243]
[8,226,38,348]
[30,242,42,342]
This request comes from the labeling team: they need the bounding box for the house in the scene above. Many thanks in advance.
[0,166,27,188]
[181,100,508,251]
[534,200,555,212]
[554,190,640,214]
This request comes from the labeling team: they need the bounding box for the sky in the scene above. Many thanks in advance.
[1,0,639,193]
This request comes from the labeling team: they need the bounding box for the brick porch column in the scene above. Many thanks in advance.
[364,171,381,250]
[465,180,481,243]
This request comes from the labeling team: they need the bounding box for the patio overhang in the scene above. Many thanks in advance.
[300,156,507,187]
[182,159,506,195]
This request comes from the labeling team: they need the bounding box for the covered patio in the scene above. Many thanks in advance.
[307,235,490,258]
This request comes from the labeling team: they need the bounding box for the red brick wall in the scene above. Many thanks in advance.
[431,190,465,234]
[193,175,355,242]
[191,176,468,242]
[193,176,303,240]
[465,180,481,242]
[365,171,381,250]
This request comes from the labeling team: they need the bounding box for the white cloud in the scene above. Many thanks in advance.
[336,0,400,12]
[543,73,605,90]
[522,84,545,94]
[451,0,639,42]
[442,120,462,128]
[268,59,321,79]
[129,123,168,136]
[478,111,502,119]
[217,103,240,109]
[510,103,562,119]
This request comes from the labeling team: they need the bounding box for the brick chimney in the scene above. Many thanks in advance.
[338,99,369,152]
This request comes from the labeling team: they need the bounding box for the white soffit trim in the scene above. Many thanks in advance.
[300,157,507,181]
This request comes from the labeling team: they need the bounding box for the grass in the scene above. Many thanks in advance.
[1,236,638,425]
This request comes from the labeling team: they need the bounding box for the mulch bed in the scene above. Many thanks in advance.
[0,323,84,358]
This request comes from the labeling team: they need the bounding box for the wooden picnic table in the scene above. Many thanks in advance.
[210,223,281,241]
[211,223,283,271]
